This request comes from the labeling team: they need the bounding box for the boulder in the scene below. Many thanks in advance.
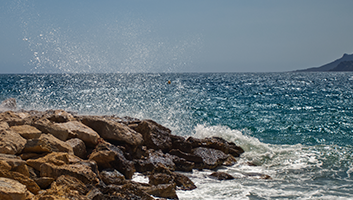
[9,125,42,139]
[54,175,88,195]
[169,149,203,163]
[0,153,29,177]
[80,116,143,148]
[148,150,176,171]
[0,168,41,194]
[66,138,87,159]
[100,183,154,200]
[26,152,69,172]
[0,111,30,126]
[0,177,27,200]
[192,147,229,169]
[23,134,73,154]
[0,129,26,155]
[45,109,76,123]
[142,183,178,200]
[32,118,69,141]
[100,169,126,185]
[56,121,100,147]
[0,122,9,130]
[170,135,192,153]
[133,120,173,152]
[209,172,235,180]
[187,136,244,157]
[89,143,135,179]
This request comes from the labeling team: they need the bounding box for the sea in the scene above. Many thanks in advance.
[1,72,353,199]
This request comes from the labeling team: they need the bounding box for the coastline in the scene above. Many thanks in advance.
[0,98,247,200]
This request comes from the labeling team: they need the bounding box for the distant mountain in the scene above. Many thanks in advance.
[295,53,353,72]
[329,61,353,71]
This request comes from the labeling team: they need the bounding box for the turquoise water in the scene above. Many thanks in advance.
[1,72,353,199]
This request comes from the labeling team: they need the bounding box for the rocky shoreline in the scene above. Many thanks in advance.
[0,98,245,200]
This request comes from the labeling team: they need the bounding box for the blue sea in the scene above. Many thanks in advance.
[1,72,353,199]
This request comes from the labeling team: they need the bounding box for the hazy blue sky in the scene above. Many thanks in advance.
[1,0,353,73]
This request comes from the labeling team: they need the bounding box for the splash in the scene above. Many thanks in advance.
[16,1,202,73]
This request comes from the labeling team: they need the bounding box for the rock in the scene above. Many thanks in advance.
[55,175,88,195]
[143,183,178,200]
[170,135,192,153]
[169,149,203,163]
[89,143,135,179]
[0,169,41,194]
[56,121,100,147]
[100,183,154,200]
[148,150,176,171]
[187,136,244,157]
[66,138,87,159]
[27,152,99,185]
[100,169,126,185]
[0,122,9,130]
[0,153,29,177]
[223,155,237,166]
[0,111,30,126]
[81,116,143,148]
[0,177,27,200]
[45,109,76,123]
[32,118,69,141]
[86,187,104,200]
[23,134,73,154]
[0,129,26,155]
[9,125,42,139]
[133,119,173,152]
[33,177,54,189]
[244,172,272,179]
[149,164,196,191]
[192,147,229,169]
[172,155,194,172]
[0,98,17,110]
[209,172,235,180]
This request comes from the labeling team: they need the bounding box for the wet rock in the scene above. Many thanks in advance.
[9,125,42,139]
[134,158,155,173]
[142,183,178,200]
[148,150,176,171]
[192,147,229,169]
[244,172,272,179]
[134,119,173,152]
[89,143,135,179]
[81,116,143,148]
[187,136,244,157]
[56,121,100,147]
[223,155,237,166]
[0,129,26,155]
[209,172,235,180]
[100,169,126,185]
[66,138,87,159]
[101,183,154,200]
[0,98,17,110]
[169,149,203,163]
[172,155,194,172]
[32,118,69,141]
[23,133,74,154]
[0,177,27,200]
[86,187,104,200]
[171,135,192,153]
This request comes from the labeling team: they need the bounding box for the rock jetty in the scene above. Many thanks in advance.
[0,99,244,200]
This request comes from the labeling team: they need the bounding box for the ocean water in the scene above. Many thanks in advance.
[1,72,353,199]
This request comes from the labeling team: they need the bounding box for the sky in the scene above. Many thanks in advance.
[1,0,353,73]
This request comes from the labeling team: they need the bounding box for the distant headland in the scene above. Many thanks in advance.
[295,53,353,72]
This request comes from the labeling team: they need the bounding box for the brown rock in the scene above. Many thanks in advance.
[55,175,88,195]
[45,109,76,123]
[0,129,26,155]
[0,169,41,194]
[143,183,178,200]
[0,177,27,200]
[169,149,203,163]
[133,120,173,152]
[81,116,143,148]
[26,152,70,172]
[170,135,192,153]
[32,118,69,141]
[223,155,237,166]
[0,153,29,177]
[0,122,9,130]
[192,147,229,169]
[33,177,54,189]
[101,183,154,200]
[66,138,87,159]
[89,143,135,179]
[9,125,42,139]
[209,172,234,180]
[56,121,100,147]
[100,169,126,185]
[0,111,30,126]
[23,134,73,154]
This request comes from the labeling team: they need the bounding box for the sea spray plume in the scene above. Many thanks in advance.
[14,0,202,73]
